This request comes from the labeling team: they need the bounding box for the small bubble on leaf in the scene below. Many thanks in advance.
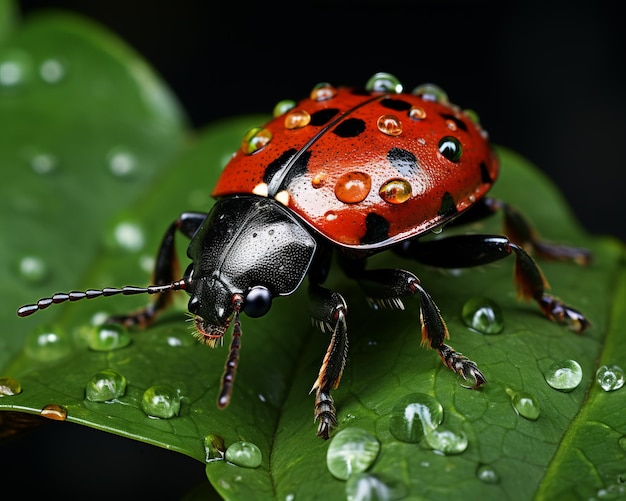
[141,385,180,419]
[225,441,262,468]
[596,365,625,392]
[461,297,504,334]
[327,427,380,480]
[544,359,583,392]
[85,369,127,402]
[87,324,131,352]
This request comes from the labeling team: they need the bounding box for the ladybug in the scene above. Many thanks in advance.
[18,73,591,439]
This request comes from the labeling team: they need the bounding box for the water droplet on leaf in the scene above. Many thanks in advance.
[107,147,138,178]
[509,390,540,420]
[25,324,72,361]
[39,58,66,84]
[388,393,443,443]
[30,152,59,175]
[105,217,145,252]
[596,365,625,391]
[461,297,504,334]
[204,433,226,461]
[40,403,67,421]
[327,428,380,480]
[424,427,468,455]
[544,360,583,391]
[345,473,407,501]
[18,255,49,283]
[141,385,181,419]
[0,377,22,397]
[87,324,131,351]
[476,464,499,484]
[225,441,262,468]
[0,48,33,88]
[85,369,127,402]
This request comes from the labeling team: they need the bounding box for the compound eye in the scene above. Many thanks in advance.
[188,295,200,314]
[243,286,272,318]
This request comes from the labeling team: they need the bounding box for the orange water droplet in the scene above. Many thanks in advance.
[311,172,326,188]
[377,114,403,136]
[284,109,311,129]
[40,403,67,421]
[379,178,412,204]
[335,172,371,203]
[409,106,427,120]
[445,119,458,131]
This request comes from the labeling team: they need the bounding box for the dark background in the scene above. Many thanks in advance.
[4,1,625,499]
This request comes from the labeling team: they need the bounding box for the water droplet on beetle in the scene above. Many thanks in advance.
[438,136,463,162]
[325,211,337,221]
[39,58,66,84]
[85,369,127,402]
[86,324,131,352]
[141,385,181,419]
[509,390,540,420]
[408,106,426,120]
[30,152,59,175]
[544,359,583,392]
[377,114,403,136]
[463,108,480,125]
[0,377,22,397]
[273,99,296,117]
[25,324,72,361]
[476,464,499,484]
[225,441,262,468]
[18,255,49,283]
[310,82,336,101]
[311,172,326,188]
[365,72,403,93]
[335,171,372,204]
[107,147,138,178]
[345,473,407,500]
[596,365,625,392]
[388,393,443,443]
[0,48,33,88]
[204,433,226,461]
[326,427,380,480]
[379,178,412,204]
[40,403,67,421]
[461,297,504,334]
[424,427,468,455]
[241,127,272,154]
[412,83,449,103]
[284,109,311,129]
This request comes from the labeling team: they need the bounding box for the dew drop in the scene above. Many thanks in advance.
[365,72,403,93]
[141,385,181,419]
[345,473,407,501]
[509,390,540,420]
[311,172,326,188]
[0,48,33,88]
[438,136,463,162]
[107,147,138,178]
[596,365,625,392]
[544,360,583,392]
[597,483,626,499]
[476,464,499,484]
[424,427,468,455]
[204,433,226,461]
[310,82,337,101]
[40,403,67,421]
[30,152,59,175]
[325,211,337,221]
[461,297,504,335]
[39,58,66,84]
[241,127,272,154]
[273,99,296,117]
[25,324,72,362]
[379,178,412,204]
[86,324,131,352]
[106,217,145,252]
[408,106,427,120]
[463,108,481,125]
[388,393,443,443]
[225,441,262,468]
[0,377,22,397]
[18,255,49,284]
[619,436,626,452]
[412,83,449,103]
[284,109,311,129]
[335,171,372,204]
[376,114,403,136]
[85,369,127,402]
[326,427,380,480]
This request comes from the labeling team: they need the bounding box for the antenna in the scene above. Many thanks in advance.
[16,279,188,318]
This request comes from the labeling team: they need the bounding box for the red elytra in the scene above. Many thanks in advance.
[213,84,498,249]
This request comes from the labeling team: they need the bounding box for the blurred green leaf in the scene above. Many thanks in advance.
[1,7,625,501]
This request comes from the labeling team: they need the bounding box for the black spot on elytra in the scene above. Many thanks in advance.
[310,108,340,126]
[264,149,297,185]
[380,98,412,111]
[387,147,419,176]
[361,213,390,245]
[439,113,468,132]
[284,150,312,188]
[332,118,366,138]
[479,161,493,184]
[437,192,458,218]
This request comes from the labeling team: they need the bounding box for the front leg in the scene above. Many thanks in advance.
[340,257,486,388]
[108,211,207,328]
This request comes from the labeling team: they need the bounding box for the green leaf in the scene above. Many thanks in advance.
[1,8,625,501]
